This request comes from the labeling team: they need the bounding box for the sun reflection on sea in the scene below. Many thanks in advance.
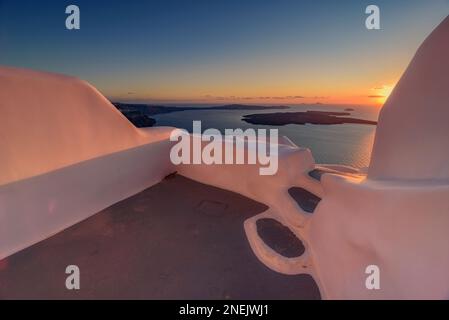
[351,128,377,169]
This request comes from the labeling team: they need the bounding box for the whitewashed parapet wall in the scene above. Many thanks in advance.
[0,15,448,299]
[0,67,176,259]
[179,16,449,299]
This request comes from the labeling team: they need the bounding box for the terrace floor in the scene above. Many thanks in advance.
[0,175,320,299]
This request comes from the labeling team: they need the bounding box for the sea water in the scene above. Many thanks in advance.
[152,104,380,169]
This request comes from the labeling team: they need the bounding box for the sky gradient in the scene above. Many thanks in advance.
[0,0,448,105]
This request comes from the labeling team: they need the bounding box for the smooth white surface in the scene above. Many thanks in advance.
[310,175,449,299]
[307,15,449,298]
[176,16,449,299]
[0,66,170,186]
[1,15,448,299]
[0,140,175,260]
[0,66,176,259]
[369,16,449,181]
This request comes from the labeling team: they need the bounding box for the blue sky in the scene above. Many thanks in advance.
[0,0,447,104]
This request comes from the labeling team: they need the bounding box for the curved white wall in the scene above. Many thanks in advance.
[0,66,160,186]
[1,15,448,299]
[174,15,449,299]
[303,16,449,298]
[0,67,176,260]
[369,16,449,181]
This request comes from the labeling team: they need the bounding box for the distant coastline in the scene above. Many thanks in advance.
[114,103,289,115]
[113,103,376,128]
[113,103,290,127]
[242,111,377,126]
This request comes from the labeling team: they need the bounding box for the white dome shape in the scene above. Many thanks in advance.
[369,16,449,181]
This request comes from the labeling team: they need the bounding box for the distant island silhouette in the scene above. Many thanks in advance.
[242,111,377,126]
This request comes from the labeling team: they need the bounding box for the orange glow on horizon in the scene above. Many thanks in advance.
[367,84,395,106]
[110,89,393,107]
[377,85,394,105]
[107,78,399,107]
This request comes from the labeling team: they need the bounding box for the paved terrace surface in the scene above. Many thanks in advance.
[0,175,320,299]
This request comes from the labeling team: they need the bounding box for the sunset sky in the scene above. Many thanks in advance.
[1,0,448,106]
